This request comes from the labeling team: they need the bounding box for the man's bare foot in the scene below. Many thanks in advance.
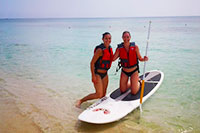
[75,100,82,108]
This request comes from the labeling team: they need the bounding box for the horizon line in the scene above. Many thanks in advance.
[0,15,200,20]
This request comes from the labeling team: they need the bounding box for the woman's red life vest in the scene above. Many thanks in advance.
[94,43,113,70]
[117,42,138,68]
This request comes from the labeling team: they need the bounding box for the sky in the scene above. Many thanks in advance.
[0,0,200,18]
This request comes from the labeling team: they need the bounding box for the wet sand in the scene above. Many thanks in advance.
[0,97,42,133]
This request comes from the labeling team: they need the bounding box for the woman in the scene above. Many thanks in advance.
[76,32,113,108]
[113,31,148,95]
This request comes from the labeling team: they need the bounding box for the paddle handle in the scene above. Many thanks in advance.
[140,80,145,103]
[140,21,151,104]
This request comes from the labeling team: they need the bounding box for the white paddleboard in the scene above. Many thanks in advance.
[78,70,164,124]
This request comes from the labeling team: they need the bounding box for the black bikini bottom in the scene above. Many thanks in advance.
[95,70,107,79]
[122,67,139,77]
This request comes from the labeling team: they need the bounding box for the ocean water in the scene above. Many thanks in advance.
[0,16,200,132]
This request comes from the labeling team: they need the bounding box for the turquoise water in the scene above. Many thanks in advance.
[0,16,200,132]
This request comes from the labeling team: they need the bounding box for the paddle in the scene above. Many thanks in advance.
[139,21,152,113]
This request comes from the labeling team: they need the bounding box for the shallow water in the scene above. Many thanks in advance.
[0,16,200,132]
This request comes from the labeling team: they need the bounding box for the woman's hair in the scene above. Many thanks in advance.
[122,31,131,37]
[102,32,111,39]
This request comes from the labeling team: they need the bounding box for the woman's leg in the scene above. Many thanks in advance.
[76,74,104,108]
[102,74,108,97]
[120,71,129,93]
[130,71,140,95]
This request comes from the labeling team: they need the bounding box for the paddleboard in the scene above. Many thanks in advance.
[78,70,164,124]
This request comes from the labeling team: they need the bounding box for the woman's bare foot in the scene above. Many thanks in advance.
[75,100,82,108]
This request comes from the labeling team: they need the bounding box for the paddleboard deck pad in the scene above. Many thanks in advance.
[78,70,164,124]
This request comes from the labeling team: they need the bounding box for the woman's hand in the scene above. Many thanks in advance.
[143,56,148,61]
[92,75,97,84]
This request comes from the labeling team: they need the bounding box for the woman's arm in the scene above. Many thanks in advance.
[90,48,102,83]
[112,48,119,61]
[135,45,148,62]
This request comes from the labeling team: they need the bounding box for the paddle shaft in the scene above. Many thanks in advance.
[140,21,152,105]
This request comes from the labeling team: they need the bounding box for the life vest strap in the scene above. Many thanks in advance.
[116,59,122,73]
